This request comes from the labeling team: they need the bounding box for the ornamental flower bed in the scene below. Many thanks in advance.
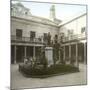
[19,63,79,78]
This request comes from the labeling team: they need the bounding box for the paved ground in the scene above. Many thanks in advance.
[11,63,87,89]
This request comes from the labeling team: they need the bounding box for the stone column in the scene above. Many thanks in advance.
[59,48,60,62]
[84,42,86,64]
[33,38,36,58]
[14,45,17,64]
[24,46,27,57]
[33,46,35,57]
[69,45,71,63]
[63,46,65,62]
[76,43,79,68]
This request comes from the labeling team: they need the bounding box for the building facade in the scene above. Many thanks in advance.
[11,3,59,63]
[11,3,87,64]
[59,14,87,64]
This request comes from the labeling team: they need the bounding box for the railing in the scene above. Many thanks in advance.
[62,34,86,42]
[11,35,45,44]
[11,34,86,44]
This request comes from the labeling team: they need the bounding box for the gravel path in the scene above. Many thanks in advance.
[11,63,87,89]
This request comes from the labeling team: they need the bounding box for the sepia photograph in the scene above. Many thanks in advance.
[11,0,87,89]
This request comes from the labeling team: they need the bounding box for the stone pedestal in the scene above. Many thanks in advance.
[45,47,53,67]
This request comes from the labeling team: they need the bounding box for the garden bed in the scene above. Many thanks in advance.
[19,64,79,78]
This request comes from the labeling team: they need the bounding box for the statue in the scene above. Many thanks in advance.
[47,32,51,46]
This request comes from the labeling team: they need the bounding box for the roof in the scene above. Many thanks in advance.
[11,3,59,26]
[11,15,58,27]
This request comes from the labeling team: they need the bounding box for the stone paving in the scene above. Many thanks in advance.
[11,63,87,89]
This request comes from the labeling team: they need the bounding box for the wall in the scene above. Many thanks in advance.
[11,17,59,40]
[11,14,86,41]
[58,14,86,37]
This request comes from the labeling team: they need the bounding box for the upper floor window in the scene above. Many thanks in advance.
[16,29,22,39]
[43,33,48,41]
[81,27,86,34]
[67,29,73,35]
[30,31,36,41]
[60,33,65,43]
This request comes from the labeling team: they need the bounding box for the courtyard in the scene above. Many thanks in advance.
[11,1,87,90]
[11,63,87,89]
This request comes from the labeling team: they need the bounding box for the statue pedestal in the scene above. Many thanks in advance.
[45,47,53,67]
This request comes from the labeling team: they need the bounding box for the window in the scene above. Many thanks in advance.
[43,33,48,42]
[16,29,22,39]
[44,33,47,38]
[81,27,86,33]
[30,31,36,41]
[68,29,73,35]
[30,31,36,38]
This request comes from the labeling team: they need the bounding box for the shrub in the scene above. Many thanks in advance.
[19,64,79,77]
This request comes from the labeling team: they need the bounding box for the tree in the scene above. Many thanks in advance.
[53,34,60,64]
[53,34,65,65]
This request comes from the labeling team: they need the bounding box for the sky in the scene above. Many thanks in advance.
[12,0,87,21]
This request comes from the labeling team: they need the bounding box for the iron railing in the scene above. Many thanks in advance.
[62,34,86,42]
[11,34,86,44]
[11,35,45,44]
